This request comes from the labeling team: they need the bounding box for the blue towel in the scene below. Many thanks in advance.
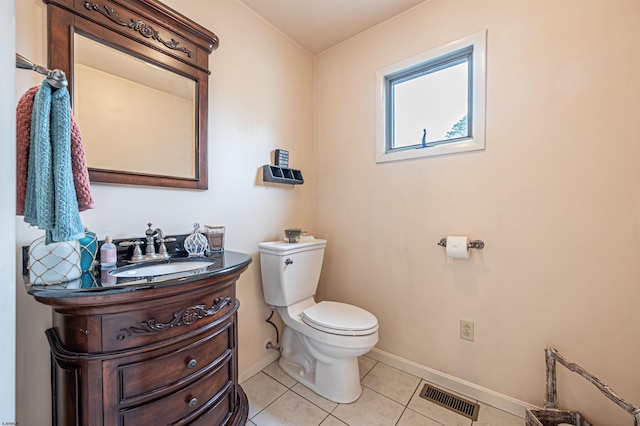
[24,80,85,244]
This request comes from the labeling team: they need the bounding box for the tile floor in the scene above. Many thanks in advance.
[242,356,524,426]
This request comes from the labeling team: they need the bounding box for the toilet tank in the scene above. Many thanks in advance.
[258,237,327,306]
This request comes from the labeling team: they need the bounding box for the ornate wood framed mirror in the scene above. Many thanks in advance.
[43,0,218,190]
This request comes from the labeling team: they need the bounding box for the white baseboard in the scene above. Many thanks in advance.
[366,348,537,419]
[239,350,280,384]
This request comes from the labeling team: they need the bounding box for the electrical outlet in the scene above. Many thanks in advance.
[460,319,474,342]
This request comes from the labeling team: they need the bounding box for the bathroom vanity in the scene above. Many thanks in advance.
[26,251,251,426]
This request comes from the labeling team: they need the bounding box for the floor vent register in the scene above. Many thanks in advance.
[419,384,480,421]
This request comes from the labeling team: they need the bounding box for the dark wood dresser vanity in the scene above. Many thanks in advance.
[34,1,240,420]
[27,251,251,426]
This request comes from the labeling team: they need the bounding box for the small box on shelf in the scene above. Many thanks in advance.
[274,149,289,167]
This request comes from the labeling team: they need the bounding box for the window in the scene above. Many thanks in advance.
[376,30,486,163]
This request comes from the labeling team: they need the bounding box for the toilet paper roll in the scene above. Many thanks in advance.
[446,236,469,259]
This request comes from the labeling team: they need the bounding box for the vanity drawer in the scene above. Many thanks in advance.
[187,387,233,426]
[119,322,232,402]
[119,358,233,425]
[101,286,235,351]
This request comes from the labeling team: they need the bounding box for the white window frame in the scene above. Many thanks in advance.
[376,30,487,163]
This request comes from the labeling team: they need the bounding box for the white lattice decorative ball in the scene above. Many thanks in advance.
[184,223,208,257]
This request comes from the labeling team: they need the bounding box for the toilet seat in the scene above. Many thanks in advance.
[301,301,378,336]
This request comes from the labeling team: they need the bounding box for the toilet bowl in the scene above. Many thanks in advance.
[278,297,378,402]
[258,237,379,403]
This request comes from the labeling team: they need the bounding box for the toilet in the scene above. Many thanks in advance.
[258,237,379,403]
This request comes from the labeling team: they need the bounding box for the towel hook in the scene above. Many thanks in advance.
[16,53,68,89]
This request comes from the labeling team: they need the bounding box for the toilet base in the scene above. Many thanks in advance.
[278,354,362,404]
[278,326,364,403]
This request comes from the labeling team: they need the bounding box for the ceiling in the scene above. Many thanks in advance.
[239,0,427,54]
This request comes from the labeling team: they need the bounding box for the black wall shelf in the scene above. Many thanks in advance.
[262,165,304,185]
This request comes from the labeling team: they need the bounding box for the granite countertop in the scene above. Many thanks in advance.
[25,250,252,299]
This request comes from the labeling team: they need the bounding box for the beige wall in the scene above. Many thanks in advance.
[315,1,640,424]
[14,0,314,424]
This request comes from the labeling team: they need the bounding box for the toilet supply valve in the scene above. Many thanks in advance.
[265,341,282,351]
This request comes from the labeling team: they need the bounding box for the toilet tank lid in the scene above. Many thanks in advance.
[258,237,326,255]
[301,301,378,332]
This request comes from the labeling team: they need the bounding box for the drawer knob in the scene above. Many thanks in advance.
[188,397,198,408]
[187,359,197,369]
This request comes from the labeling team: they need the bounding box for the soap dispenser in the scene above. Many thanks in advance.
[100,234,117,267]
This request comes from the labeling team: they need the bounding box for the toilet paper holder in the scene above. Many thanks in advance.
[437,238,485,250]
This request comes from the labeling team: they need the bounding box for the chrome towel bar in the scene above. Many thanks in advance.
[16,53,68,89]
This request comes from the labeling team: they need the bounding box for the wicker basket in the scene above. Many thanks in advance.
[525,408,591,426]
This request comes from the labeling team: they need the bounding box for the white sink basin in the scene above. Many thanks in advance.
[109,260,215,278]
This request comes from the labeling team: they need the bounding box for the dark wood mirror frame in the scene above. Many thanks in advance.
[43,0,218,190]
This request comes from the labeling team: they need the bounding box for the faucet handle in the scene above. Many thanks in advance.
[155,236,175,245]
[119,240,144,262]
[118,240,138,248]
[156,236,176,259]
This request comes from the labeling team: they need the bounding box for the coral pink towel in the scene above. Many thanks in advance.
[16,85,95,215]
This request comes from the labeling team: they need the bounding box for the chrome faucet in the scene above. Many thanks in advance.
[145,223,161,257]
[119,223,175,263]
